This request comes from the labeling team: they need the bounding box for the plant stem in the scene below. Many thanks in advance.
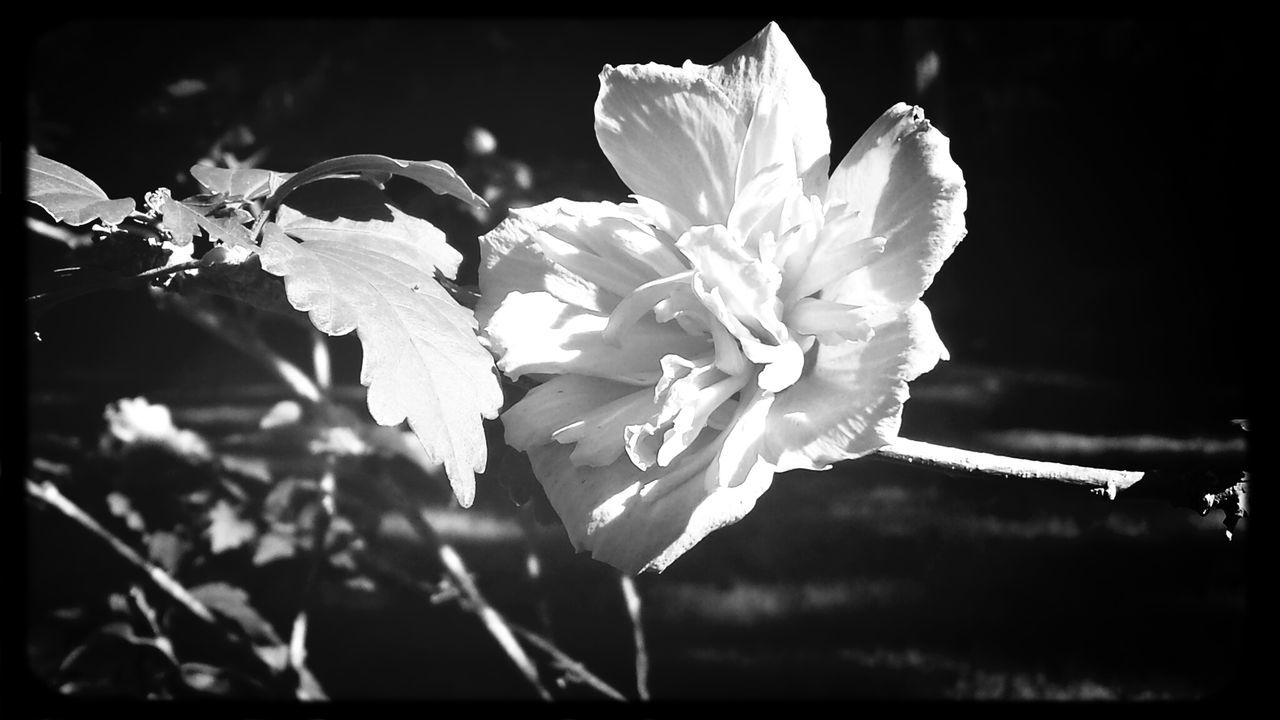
[875,437,1147,499]
[155,292,324,404]
[310,327,332,392]
[438,545,553,701]
[26,479,219,625]
[618,574,650,701]
[289,455,337,694]
[374,475,552,701]
[358,552,628,701]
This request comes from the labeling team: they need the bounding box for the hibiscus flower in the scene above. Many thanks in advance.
[477,22,967,573]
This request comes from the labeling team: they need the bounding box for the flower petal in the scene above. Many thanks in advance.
[824,103,967,308]
[596,62,746,226]
[485,290,711,385]
[596,23,831,228]
[502,374,640,452]
[700,22,831,196]
[528,390,777,574]
[477,200,623,325]
[555,388,662,468]
[761,301,949,471]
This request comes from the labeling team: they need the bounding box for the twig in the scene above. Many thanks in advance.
[515,512,555,638]
[875,435,1249,533]
[310,327,332,392]
[618,574,650,700]
[875,437,1146,499]
[505,621,629,701]
[288,455,337,692]
[28,477,329,698]
[26,479,218,625]
[28,216,91,248]
[154,291,323,404]
[374,476,552,701]
[127,585,180,667]
[358,552,628,701]
[438,545,552,701]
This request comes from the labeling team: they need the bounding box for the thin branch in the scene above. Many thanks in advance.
[154,291,323,404]
[875,437,1146,499]
[875,436,1248,532]
[127,585,180,667]
[28,216,91,248]
[26,479,218,625]
[28,476,330,699]
[358,552,628,701]
[310,327,332,392]
[374,475,552,701]
[288,456,337,686]
[133,260,205,283]
[505,621,629,701]
[618,574,650,701]
[515,512,555,638]
[438,545,553,701]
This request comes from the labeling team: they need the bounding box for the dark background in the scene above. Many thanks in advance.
[23,18,1251,700]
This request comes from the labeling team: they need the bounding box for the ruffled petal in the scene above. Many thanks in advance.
[528,389,777,573]
[485,290,711,385]
[761,301,949,472]
[502,374,640,451]
[595,23,831,227]
[823,103,967,308]
[477,200,624,326]
[699,22,831,196]
[595,63,746,226]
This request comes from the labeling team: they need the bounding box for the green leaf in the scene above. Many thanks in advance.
[159,197,254,247]
[190,165,293,201]
[27,152,135,226]
[259,220,502,507]
[276,191,462,280]
[205,499,257,554]
[188,583,283,647]
[263,154,487,214]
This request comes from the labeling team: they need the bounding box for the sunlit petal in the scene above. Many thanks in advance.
[698,22,831,196]
[596,63,746,226]
[477,200,624,324]
[761,301,948,472]
[486,290,711,384]
[502,374,639,451]
[824,103,967,308]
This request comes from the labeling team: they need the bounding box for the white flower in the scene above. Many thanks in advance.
[477,23,966,573]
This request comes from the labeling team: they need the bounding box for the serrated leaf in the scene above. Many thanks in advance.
[27,153,135,226]
[265,154,487,213]
[258,221,502,507]
[277,196,462,280]
[160,198,254,248]
[190,165,293,201]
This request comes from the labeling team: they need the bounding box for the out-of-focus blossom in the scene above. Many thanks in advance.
[103,397,212,461]
[478,23,966,573]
